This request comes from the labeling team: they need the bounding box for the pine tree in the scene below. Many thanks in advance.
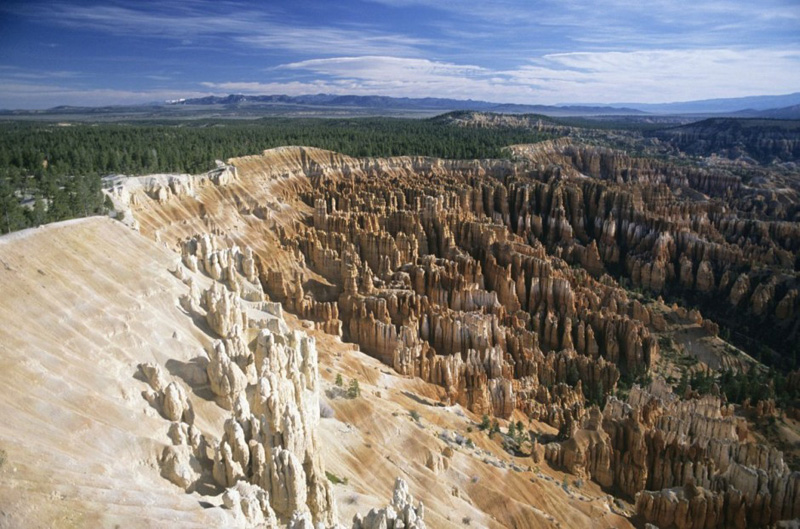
[347,378,360,399]
[479,414,491,431]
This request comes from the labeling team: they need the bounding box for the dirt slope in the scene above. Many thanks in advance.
[0,218,230,528]
[0,219,633,528]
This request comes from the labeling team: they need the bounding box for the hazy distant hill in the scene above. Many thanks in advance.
[734,104,800,120]
[169,94,645,116]
[608,92,800,115]
[171,93,491,110]
[4,92,800,120]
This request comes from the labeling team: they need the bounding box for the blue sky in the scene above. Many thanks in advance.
[1,0,799,109]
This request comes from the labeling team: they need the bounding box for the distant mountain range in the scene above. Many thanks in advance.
[167,92,800,118]
[597,92,800,115]
[735,104,800,120]
[166,94,645,116]
[3,92,800,119]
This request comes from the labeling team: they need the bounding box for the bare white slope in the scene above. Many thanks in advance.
[0,213,634,529]
[0,217,228,528]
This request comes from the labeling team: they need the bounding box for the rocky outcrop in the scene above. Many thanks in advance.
[424,448,451,475]
[182,234,265,301]
[635,480,747,529]
[160,444,202,490]
[543,406,613,487]
[271,165,679,424]
[265,268,343,336]
[353,478,427,529]
[122,144,800,527]
[208,320,337,526]
[222,481,279,528]
[139,362,195,424]
[128,144,799,365]
[204,281,247,338]
[206,338,249,410]
[145,268,339,527]
[601,382,800,528]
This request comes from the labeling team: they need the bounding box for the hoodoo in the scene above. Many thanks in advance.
[2,133,799,527]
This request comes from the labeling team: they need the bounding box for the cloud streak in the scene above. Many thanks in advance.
[0,80,210,108]
[4,48,800,109]
[7,1,428,57]
[0,1,798,108]
[369,0,800,51]
[255,50,800,104]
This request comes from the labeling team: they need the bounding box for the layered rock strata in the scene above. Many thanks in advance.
[595,382,800,528]
[121,145,800,527]
[128,146,799,358]
[147,267,338,527]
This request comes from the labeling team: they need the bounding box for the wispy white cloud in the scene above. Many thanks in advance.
[201,57,503,100]
[521,49,800,103]
[0,65,81,80]
[0,81,209,109]
[368,0,800,51]
[9,2,427,57]
[235,30,427,57]
[368,0,800,26]
[277,56,488,79]
[269,56,529,100]
[200,80,342,94]
[5,47,800,109]
[215,50,800,105]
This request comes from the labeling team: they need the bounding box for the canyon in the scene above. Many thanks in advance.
[1,134,799,528]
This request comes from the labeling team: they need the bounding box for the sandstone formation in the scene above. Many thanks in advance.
[145,267,339,527]
[592,381,800,528]
[211,320,338,526]
[270,163,670,426]
[115,143,800,527]
[352,477,427,529]
[139,362,195,424]
[635,480,747,529]
[0,213,638,529]
[540,406,614,487]
[506,140,799,355]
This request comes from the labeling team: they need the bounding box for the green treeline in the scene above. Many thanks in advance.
[0,118,550,234]
[678,367,800,410]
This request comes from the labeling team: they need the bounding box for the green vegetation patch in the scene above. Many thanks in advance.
[325,470,348,485]
[0,118,551,234]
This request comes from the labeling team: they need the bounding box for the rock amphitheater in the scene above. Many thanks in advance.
[1,143,798,528]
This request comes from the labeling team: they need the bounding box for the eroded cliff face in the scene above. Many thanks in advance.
[142,231,435,528]
[536,374,800,529]
[507,140,800,356]
[117,145,800,527]
[294,177,661,427]
[620,383,800,528]
[139,233,339,527]
[654,118,800,164]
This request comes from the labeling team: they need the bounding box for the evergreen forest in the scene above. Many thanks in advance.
[0,118,550,234]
